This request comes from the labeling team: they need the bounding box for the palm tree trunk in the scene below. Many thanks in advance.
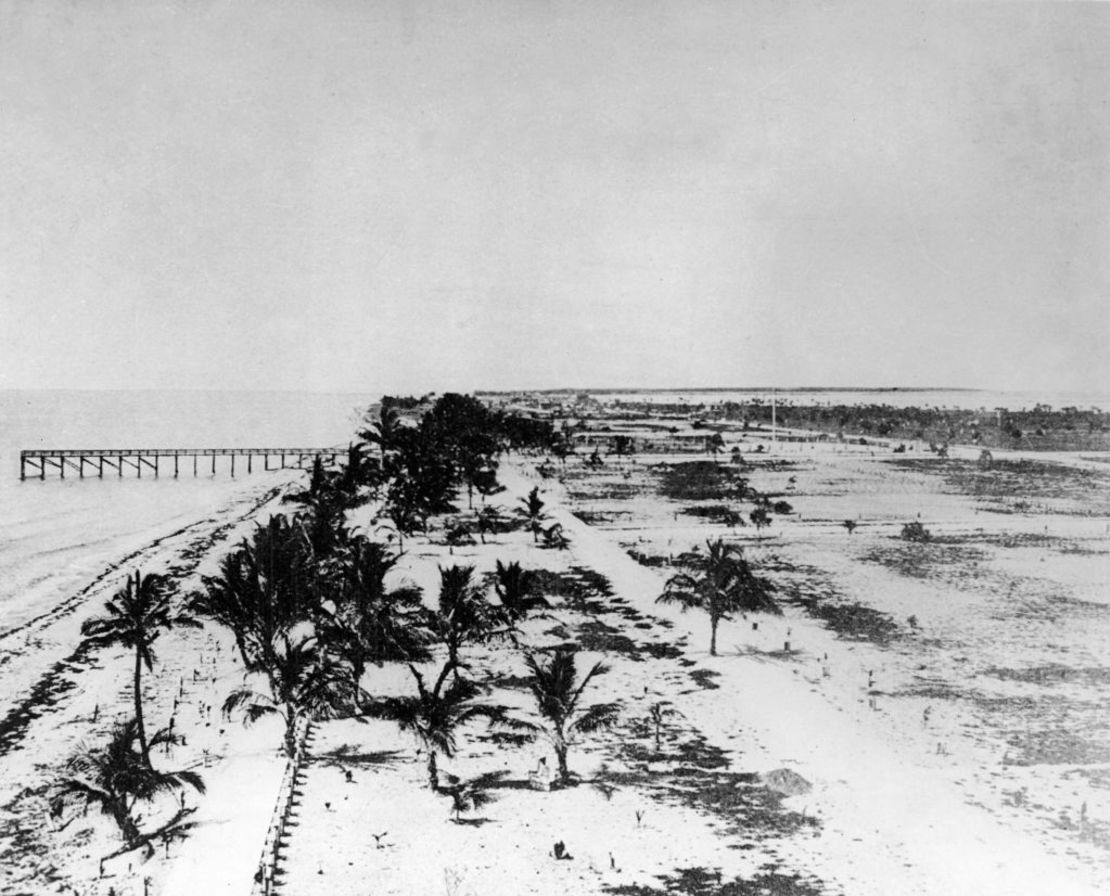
[232,630,252,669]
[351,658,365,708]
[427,750,439,791]
[554,739,569,785]
[134,647,149,766]
[709,616,718,657]
[284,713,298,758]
[113,802,141,845]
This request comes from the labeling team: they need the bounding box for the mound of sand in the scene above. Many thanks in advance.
[759,768,812,796]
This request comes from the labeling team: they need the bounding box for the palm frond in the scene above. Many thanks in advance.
[656,587,702,611]
[570,702,621,734]
[569,660,610,710]
[464,789,497,811]
[169,769,207,795]
[223,687,273,718]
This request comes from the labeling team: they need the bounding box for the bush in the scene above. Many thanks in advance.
[901,521,931,543]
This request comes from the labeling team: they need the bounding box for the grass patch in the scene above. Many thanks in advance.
[859,542,989,581]
[984,664,1110,687]
[574,510,626,525]
[603,866,827,896]
[657,462,750,502]
[1004,727,1110,766]
[625,549,671,568]
[689,668,721,690]
[797,599,900,645]
[887,457,1110,510]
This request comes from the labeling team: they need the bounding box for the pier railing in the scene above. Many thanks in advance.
[19,447,340,480]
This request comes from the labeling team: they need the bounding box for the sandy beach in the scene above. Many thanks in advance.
[3,404,1109,896]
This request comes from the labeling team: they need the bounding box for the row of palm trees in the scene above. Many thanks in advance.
[50,395,603,849]
[51,394,781,853]
[52,572,206,852]
[54,533,776,849]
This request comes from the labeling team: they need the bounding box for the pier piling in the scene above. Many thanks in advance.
[17,448,341,481]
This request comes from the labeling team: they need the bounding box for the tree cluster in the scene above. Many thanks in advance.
[55,392,612,853]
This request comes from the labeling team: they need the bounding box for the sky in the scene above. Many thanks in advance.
[1,0,1108,395]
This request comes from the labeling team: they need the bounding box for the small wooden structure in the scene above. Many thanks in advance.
[19,447,338,480]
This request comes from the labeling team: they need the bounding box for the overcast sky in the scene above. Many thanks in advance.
[1,0,1107,394]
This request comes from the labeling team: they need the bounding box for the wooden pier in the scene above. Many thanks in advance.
[19,448,339,480]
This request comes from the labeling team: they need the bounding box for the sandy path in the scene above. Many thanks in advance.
[17,440,1109,895]
[266,459,1107,896]
[525,461,1107,895]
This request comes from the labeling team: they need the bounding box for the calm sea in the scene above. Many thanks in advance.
[0,390,374,630]
[591,388,1110,411]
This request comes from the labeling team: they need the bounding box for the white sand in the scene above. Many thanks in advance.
[6,436,1110,895]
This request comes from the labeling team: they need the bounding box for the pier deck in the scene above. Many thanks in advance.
[19,448,340,480]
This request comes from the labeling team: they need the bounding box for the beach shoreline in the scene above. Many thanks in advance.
[3,408,1109,895]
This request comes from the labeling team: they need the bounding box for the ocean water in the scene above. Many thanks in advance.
[592,388,1110,412]
[0,390,374,631]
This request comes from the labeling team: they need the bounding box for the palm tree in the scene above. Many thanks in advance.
[521,487,545,542]
[648,701,674,755]
[223,634,354,758]
[427,565,498,679]
[191,515,316,673]
[611,435,635,464]
[508,648,620,786]
[81,571,199,767]
[551,434,573,466]
[539,521,569,550]
[50,719,204,847]
[300,488,350,560]
[656,539,779,656]
[492,560,549,628]
[475,505,505,544]
[749,506,771,540]
[360,403,404,462]
[337,441,370,499]
[368,664,501,790]
[382,472,427,553]
[441,770,506,823]
[320,538,432,698]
